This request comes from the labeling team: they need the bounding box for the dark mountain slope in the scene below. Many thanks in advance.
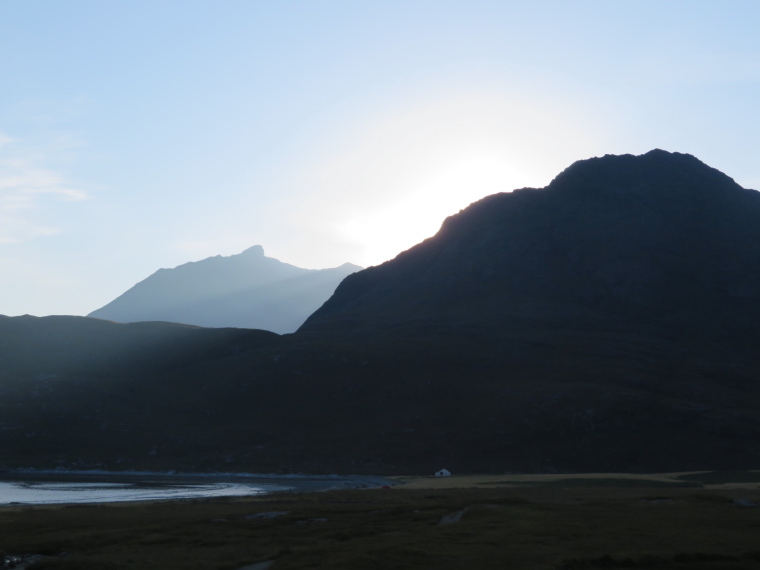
[89,246,360,333]
[301,150,760,346]
[3,150,760,474]
[0,314,280,375]
[0,315,285,469]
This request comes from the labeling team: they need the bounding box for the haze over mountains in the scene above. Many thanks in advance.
[88,245,361,333]
[3,150,760,475]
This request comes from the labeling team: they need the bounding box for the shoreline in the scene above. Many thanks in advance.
[0,467,378,480]
[0,470,397,506]
[0,468,395,488]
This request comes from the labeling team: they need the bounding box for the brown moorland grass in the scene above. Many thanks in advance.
[1,473,759,570]
[390,472,709,490]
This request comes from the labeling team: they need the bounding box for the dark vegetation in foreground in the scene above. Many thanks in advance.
[2,475,760,570]
[2,150,760,474]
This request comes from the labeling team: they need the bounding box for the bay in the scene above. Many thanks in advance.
[0,472,391,505]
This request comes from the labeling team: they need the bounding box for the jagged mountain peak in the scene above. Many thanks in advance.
[301,150,760,337]
[89,246,360,333]
[547,149,743,194]
[239,244,266,257]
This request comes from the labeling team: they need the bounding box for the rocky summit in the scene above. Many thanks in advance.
[302,149,760,343]
[2,150,760,475]
[88,245,361,334]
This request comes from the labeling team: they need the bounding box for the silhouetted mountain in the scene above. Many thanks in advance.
[88,246,361,333]
[302,149,760,344]
[3,150,760,475]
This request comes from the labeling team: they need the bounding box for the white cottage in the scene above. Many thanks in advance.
[435,468,452,477]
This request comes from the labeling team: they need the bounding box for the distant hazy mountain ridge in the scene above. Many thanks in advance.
[89,245,361,333]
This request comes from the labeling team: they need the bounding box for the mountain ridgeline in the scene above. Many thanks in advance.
[88,246,361,333]
[302,149,760,342]
[3,150,760,474]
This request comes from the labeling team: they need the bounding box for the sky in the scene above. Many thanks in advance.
[1,0,759,317]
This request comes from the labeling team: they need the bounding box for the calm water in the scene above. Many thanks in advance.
[0,473,390,505]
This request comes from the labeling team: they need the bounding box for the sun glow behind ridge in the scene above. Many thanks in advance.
[284,90,605,269]
[336,155,526,265]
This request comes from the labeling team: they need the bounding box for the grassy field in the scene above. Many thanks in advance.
[2,472,760,569]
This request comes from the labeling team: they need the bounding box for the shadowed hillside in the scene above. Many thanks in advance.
[3,150,760,474]
[89,245,361,333]
[302,149,760,345]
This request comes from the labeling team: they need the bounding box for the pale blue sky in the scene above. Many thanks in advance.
[1,0,759,316]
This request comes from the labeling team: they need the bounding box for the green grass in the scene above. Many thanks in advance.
[481,478,701,488]
[676,471,760,485]
[558,551,760,569]
[2,484,760,570]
